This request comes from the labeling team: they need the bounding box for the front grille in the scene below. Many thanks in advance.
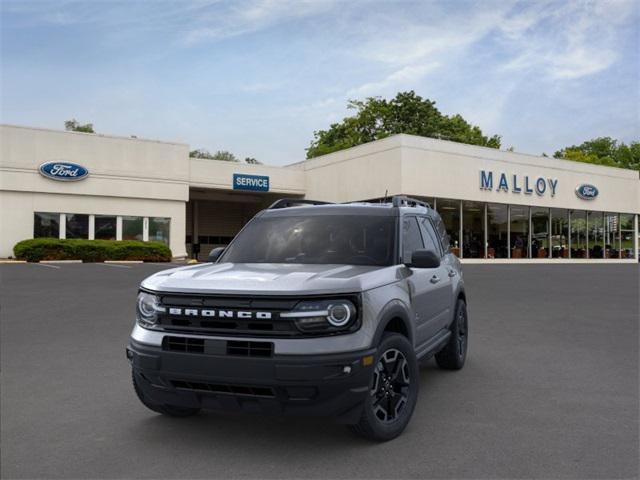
[153,293,361,338]
[227,340,273,357]
[163,336,204,353]
[171,380,275,398]
[162,336,273,357]
[156,294,300,337]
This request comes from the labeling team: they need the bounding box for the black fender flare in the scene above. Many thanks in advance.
[371,299,414,348]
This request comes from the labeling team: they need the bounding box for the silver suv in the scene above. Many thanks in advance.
[127,196,468,441]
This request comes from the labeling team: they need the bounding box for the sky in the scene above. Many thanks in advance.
[1,0,639,165]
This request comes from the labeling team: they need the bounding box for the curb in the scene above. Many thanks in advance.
[0,260,27,264]
[103,260,144,264]
[40,260,82,264]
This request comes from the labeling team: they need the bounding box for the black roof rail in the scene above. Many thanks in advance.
[391,195,431,209]
[268,198,334,209]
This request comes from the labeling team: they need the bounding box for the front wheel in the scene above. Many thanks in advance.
[349,333,419,441]
[435,298,468,370]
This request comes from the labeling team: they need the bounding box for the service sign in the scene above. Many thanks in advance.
[575,184,598,200]
[233,173,269,192]
[39,161,89,182]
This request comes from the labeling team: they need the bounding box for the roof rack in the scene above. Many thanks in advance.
[391,195,431,209]
[268,198,333,209]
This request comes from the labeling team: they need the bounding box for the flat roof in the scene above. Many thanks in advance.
[293,133,640,180]
[0,123,189,147]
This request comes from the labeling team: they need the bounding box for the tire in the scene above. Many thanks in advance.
[132,370,200,417]
[435,298,468,370]
[349,333,419,441]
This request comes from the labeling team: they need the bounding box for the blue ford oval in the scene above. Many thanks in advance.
[39,161,89,181]
[575,184,598,200]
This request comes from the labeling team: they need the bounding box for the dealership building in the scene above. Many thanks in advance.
[1,124,638,262]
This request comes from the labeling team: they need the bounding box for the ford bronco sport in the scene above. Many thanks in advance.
[128,196,468,441]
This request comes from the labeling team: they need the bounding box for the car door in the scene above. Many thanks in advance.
[418,216,454,332]
[402,216,447,348]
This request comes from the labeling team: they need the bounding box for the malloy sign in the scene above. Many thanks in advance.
[480,170,558,197]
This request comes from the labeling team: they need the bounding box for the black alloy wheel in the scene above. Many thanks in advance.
[349,333,419,441]
[371,348,411,423]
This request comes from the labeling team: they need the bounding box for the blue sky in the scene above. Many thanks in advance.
[1,0,638,165]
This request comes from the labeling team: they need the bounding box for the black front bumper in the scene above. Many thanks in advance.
[128,339,376,423]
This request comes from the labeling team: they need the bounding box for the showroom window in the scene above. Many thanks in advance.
[436,198,460,256]
[570,210,587,258]
[122,216,144,241]
[588,211,604,258]
[462,201,484,258]
[65,214,89,239]
[149,217,170,245]
[550,209,569,258]
[620,214,636,259]
[95,215,117,240]
[531,207,550,258]
[487,203,508,259]
[34,212,60,238]
[510,206,529,259]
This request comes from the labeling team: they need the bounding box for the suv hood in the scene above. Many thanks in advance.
[141,262,401,295]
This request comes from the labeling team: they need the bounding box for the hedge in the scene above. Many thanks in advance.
[13,238,172,262]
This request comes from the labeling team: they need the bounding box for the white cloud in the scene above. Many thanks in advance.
[348,63,439,96]
[498,0,636,80]
[183,0,337,44]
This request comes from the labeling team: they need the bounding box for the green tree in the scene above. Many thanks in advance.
[244,157,262,164]
[189,149,239,162]
[306,91,501,158]
[64,119,94,133]
[212,150,238,162]
[554,137,640,171]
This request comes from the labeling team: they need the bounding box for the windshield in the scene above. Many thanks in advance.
[220,215,397,266]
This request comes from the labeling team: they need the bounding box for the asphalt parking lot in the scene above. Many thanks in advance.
[1,263,638,479]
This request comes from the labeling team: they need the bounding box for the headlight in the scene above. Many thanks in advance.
[136,292,164,328]
[282,299,358,333]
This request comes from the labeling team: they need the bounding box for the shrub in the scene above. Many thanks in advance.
[13,238,172,262]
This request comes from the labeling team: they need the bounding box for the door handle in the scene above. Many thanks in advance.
[430,275,440,284]
[448,269,457,277]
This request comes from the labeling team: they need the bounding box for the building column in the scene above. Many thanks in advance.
[116,216,123,241]
[459,200,463,259]
[634,214,639,260]
[483,203,488,259]
[507,205,511,259]
[528,208,532,259]
[568,210,572,259]
[548,208,552,258]
[88,214,95,240]
[586,213,589,259]
[143,217,149,242]
[59,213,66,239]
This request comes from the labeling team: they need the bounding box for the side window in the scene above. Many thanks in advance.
[434,215,450,251]
[419,217,442,256]
[402,217,424,264]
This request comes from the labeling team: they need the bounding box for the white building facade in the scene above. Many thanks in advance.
[1,125,638,262]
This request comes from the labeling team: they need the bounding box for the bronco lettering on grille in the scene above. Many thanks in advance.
[167,308,272,320]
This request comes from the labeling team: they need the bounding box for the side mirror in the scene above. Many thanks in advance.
[407,249,440,269]
[208,247,225,263]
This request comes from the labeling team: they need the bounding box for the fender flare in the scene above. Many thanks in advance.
[371,299,414,347]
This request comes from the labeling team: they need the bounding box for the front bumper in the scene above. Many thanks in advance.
[128,338,376,423]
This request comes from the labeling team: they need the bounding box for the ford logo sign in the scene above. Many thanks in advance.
[39,161,89,182]
[575,184,598,200]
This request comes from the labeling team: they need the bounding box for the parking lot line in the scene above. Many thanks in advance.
[34,263,61,269]
[99,263,132,268]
